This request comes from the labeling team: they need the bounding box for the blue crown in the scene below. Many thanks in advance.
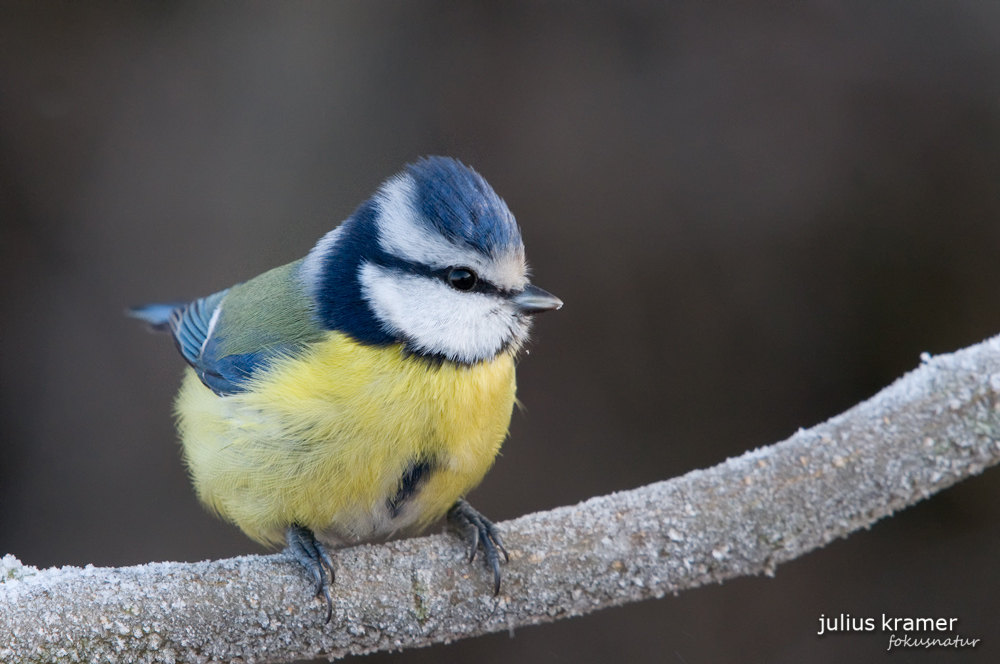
[406,156,522,257]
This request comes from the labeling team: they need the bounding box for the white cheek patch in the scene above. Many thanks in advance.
[359,262,531,363]
[300,225,345,296]
[374,175,529,292]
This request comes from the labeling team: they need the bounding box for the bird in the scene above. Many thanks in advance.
[129,156,562,621]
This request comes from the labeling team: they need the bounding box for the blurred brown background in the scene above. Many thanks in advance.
[3,2,1000,662]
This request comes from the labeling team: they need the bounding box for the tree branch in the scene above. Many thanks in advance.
[5,336,1000,664]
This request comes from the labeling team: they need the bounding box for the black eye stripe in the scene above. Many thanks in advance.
[439,268,506,295]
[367,250,507,295]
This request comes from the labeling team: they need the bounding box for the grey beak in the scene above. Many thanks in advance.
[512,284,563,314]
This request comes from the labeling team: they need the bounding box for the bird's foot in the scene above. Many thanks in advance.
[447,499,509,596]
[286,524,335,623]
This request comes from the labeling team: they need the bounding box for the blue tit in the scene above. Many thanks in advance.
[130,156,562,620]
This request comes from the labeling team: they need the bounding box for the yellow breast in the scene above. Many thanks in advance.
[174,332,517,546]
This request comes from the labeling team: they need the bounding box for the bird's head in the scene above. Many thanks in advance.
[301,156,562,364]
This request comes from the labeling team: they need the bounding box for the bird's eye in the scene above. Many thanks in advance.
[447,267,478,292]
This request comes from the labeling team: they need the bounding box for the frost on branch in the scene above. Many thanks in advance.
[4,335,1000,664]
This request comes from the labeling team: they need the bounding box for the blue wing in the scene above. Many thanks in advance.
[130,290,227,365]
[130,261,322,396]
[131,290,257,396]
[135,289,276,396]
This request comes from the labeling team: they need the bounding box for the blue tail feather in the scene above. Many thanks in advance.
[127,303,186,332]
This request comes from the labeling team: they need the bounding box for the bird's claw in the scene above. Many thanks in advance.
[447,499,509,596]
[287,524,335,623]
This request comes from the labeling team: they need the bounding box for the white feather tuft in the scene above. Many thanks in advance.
[300,225,345,296]
[198,305,222,358]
